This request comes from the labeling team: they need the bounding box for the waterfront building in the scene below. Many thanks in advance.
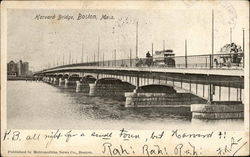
[7,60,30,77]
[21,62,29,76]
[7,60,18,76]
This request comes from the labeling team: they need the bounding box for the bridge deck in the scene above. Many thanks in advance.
[43,66,244,77]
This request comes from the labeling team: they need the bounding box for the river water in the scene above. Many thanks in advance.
[7,81,244,130]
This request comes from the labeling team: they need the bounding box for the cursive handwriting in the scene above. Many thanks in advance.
[102,142,135,156]
[172,129,214,139]
[174,142,201,156]
[142,144,168,156]
[44,129,62,148]
[216,137,248,156]
[91,131,112,140]
[2,129,248,156]
[119,128,140,141]
[3,130,21,141]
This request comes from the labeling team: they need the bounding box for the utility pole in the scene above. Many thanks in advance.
[63,53,64,65]
[130,48,132,67]
[185,40,187,68]
[81,43,84,63]
[97,36,100,66]
[230,27,232,43]
[114,49,117,67]
[208,9,215,104]
[163,40,165,50]
[69,52,71,64]
[103,52,104,66]
[242,28,245,53]
[211,9,214,69]
[136,21,138,58]
[242,28,245,68]
[151,43,154,58]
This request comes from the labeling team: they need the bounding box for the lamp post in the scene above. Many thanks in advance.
[185,40,187,68]
[230,27,232,43]
[114,49,117,67]
[211,9,214,69]
[97,36,100,66]
[151,43,154,58]
[130,48,132,67]
[135,21,138,58]
[242,28,245,68]
[81,43,84,63]
[62,53,64,65]
[163,40,165,51]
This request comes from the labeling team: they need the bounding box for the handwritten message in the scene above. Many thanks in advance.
[2,129,249,156]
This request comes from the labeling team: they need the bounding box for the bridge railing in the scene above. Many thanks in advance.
[45,52,244,71]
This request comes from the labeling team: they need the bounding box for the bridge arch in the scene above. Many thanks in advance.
[96,77,123,84]
[81,75,97,83]
[89,77,135,97]
[63,74,69,78]
[137,84,177,93]
[96,78,135,88]
[57,74,63,78]
[83,75,96,79]
[70,74,80,78]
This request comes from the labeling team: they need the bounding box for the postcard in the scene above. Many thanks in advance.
[1,0,249,156]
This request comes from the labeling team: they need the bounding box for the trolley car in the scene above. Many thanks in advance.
[153,49,175,67]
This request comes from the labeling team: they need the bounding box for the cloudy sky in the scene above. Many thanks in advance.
[7,1,249,71]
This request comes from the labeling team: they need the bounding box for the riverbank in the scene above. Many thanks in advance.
[7,76,34,81]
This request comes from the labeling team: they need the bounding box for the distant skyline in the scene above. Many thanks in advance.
[7,1,249,71]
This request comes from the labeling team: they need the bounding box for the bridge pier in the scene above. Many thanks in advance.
[59,78,65,87]
[89,83,96,96]
[125,85,206,108]
[75,76,96,93]
[191,101,244,120]
[76,81,82,92]
[53,77,58,85]
[46,77,50,83]
[89,78,135,97]
[49,77,54,84]
[43,76,49,83]
[64,76,81,88]
[65,79,70,88]
[64,78,77,88]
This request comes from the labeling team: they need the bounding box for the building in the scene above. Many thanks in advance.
[7,60,18,76]
[17,60,22,76]
[21,62,29,76]
[7,60,30,77]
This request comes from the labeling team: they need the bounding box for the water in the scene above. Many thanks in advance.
[7,81,244,130]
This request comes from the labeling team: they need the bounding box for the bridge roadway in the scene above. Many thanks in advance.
[40,65,244,77]
[36,65,244,89]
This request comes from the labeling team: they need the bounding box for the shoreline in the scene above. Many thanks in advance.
[7,77,34,81]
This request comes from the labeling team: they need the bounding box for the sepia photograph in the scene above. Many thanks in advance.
[1,0,249,156]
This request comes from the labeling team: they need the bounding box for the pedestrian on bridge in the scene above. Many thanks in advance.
[214,58,219,68]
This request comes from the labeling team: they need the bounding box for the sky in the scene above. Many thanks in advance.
[7,1,249,71]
